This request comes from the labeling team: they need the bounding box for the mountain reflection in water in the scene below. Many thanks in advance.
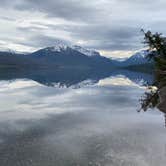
[0,70,166,166]
[0,68,154,88]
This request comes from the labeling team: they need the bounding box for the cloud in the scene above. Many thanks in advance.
[0,16,16,22]
[0,0,166,57]
[18,34,71,48]
[60,24,143,50]
[14,0,108,23]
[16,22,143,52]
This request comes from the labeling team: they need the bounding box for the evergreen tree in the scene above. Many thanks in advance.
[141,29,166,73]
[139,30,166,114]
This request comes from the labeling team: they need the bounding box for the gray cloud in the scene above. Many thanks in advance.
[17,22,142,51]
[44,23,142,50]
[18,34,71,48]
[0,16,16,22]
[14,0,106,23]
[0,0,166,57]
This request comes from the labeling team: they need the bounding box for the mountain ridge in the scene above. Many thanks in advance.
[0,45,115,72]
[111,50,153,67]
[0,45,153,72]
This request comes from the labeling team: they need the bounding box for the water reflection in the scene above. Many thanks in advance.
[0,73,166,165]
[139,71,166,126]
[0,67,154,88]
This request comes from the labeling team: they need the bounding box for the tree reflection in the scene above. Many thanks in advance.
[139,86,159,112]
[139,76,166,126]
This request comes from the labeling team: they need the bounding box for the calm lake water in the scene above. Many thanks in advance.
[0,73,166,166]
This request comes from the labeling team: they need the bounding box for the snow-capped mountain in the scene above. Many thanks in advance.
[124,50,150,65]
[71,45,100,57]
[112,50,153,67]
[44,44,68,52]
[26,44,115,70]
[0,44,154,73]
[36,44,100,57]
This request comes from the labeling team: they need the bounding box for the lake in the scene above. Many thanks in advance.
[0,71,166,166]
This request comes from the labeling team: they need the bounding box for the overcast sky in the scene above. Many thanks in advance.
[0,0,166,58]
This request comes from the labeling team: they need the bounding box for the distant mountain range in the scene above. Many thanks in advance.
[111,50,153,66]
[0,44,154,73]
[0,45,115,72]
[0,45,155,87]
[28,45,114,71]
[111,50,154,73]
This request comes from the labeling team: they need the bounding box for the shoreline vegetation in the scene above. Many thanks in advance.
[139,30,166,120]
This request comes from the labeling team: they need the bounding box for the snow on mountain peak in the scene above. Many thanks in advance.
[44,44,100,57]
[111,50,152,67]
[131,50,149,59]
[45,44,68,52]
[124,50,151,65]
[71,45,100,57]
